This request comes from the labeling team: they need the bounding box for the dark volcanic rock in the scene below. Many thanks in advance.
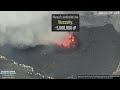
[0,24,120,79]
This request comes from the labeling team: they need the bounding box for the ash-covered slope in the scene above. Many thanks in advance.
[0,24,120,79]
[0,55,53,79]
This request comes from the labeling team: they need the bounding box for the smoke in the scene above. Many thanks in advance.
[0,11,68,48]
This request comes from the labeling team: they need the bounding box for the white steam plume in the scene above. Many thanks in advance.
[0,11,68,48]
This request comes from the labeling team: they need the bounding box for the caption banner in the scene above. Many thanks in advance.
[52,14,79,32]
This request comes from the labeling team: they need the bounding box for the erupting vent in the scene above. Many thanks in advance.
[54,32,79,49]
